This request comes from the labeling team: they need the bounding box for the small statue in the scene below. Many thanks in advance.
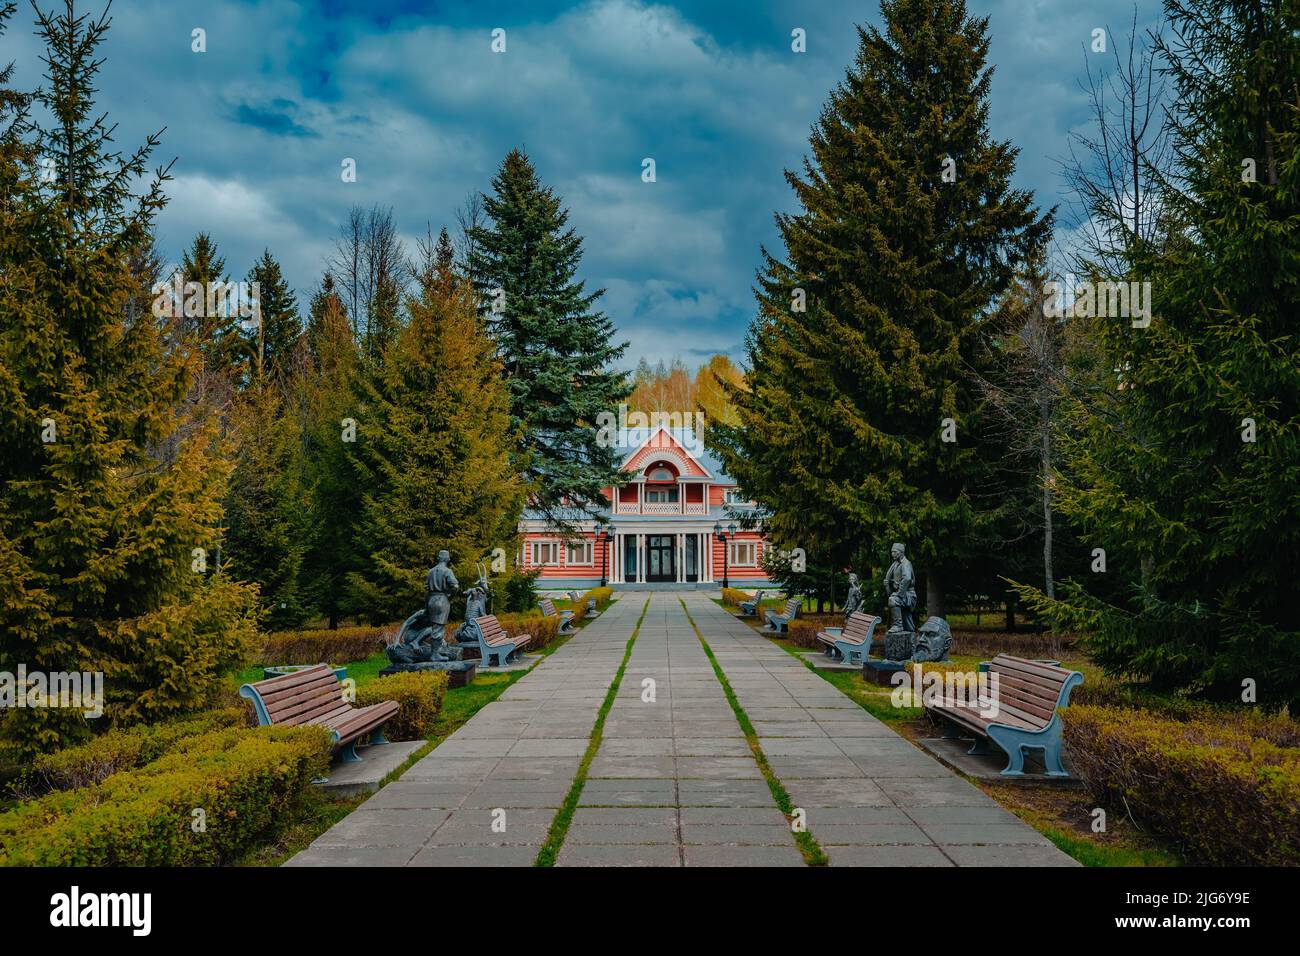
[842,573,863,620]
[453,562,489,648]
[910,616,952,663]
[883,542,917,634]
[387,550,461,666]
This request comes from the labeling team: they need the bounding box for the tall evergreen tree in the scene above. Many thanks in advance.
[0,0,258,753]
[710,0,1049,614]
[179,232,250,387]
[246,248,300,381]
[349,229,523,620]
[223,383,310,631]
[1023,0,1300,709]
[469,149,630,527]
[299,275,364,628]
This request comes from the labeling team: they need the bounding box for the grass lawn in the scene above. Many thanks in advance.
[712,597,1184,867]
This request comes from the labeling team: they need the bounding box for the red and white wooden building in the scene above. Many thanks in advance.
[518,427,771,590]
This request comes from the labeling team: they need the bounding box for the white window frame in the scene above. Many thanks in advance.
[530,540,560,567]
[723,489,752,505]
[567,541,594,566]
[730,541,758,567]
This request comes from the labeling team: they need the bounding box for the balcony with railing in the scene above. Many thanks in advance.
[614,482,710,517]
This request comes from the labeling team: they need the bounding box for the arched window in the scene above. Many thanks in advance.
[649,467,673,481]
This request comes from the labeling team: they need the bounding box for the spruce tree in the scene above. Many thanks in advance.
[246,248,300,381]
[349,229,523,620]
[0,0,258,753]
[469,149,630,527]
[223,384,310,631]
[711,0,1049,614]
[1026,0,1300,708]
[179,232,251,387]
[298,275,365,628]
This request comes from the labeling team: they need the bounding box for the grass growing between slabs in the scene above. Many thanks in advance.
[714,599,1182,867]
[534,597,650,867]
[679,599,829,867]
[238,666,531,866]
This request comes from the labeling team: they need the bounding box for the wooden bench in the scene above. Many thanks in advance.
[764,597,801,633]
[816,612,880,665]
[471,614,532,667]
[927,654,1084,776]
[239,663,400,763]
[738,590,766,617]
[538,597,575,633]
[568,590,598,616]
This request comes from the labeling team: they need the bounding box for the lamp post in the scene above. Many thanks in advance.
[598,523,617,587]
[713,521,737,589]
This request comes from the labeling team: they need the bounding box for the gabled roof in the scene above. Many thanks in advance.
[616,426,727,480]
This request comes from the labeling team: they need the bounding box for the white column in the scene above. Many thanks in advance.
[676,534,684,583]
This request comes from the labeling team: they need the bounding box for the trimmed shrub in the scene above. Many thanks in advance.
[571,586,614,624]
[1062,704,1300,866]
[355,671,448,741]
[0,725,332,866]
[1072,685,1300,746]
[14,707,249,797]
[721,587,749,607]
[782,614,840,648]
[259,626,389,664]
[496,612,562,652]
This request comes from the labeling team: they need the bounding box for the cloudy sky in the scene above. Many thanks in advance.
[7,0,1164,366]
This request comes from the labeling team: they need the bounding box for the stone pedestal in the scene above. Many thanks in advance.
[379,659,477,687]
[883,628,915,661]
[862,659,907,686]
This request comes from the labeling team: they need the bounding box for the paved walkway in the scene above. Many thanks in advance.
[288,591,1076,867]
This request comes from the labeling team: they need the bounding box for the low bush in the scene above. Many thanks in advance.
[571,586,615,624]
[496,612,562,652]
[1072,685,1300,746]
[14,707,249,797]
[783,614,842,648]
[0,725,332,866]
[1062,704,1300,866]
[355,671,449,741]
[259,626,389,664]
[721,587,749,607]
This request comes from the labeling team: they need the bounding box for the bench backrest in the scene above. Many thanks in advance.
[474,614,512,647]
[751,590,766,604]
[987,655,1083,729]
[782,598,800,618]
[538,598,558,617]
[243,663,349,727]
[842,612,879,644]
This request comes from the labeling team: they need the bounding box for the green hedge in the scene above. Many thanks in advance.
[1062,704,1300,865]
[259,626,389,664]
[355,671,448,741]
[495,612,562,652]
[0,725,332,866]
[721,587,749,607]
[570,586,614,625]
[14,707,249,797]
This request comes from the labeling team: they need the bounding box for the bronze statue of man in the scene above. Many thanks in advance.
[883,542,916,632]
[425,550,459,646]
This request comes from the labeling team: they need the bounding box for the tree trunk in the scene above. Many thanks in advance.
[1005,594,1015,632]
[926,567,944,619]
[1042,413,1055,601]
